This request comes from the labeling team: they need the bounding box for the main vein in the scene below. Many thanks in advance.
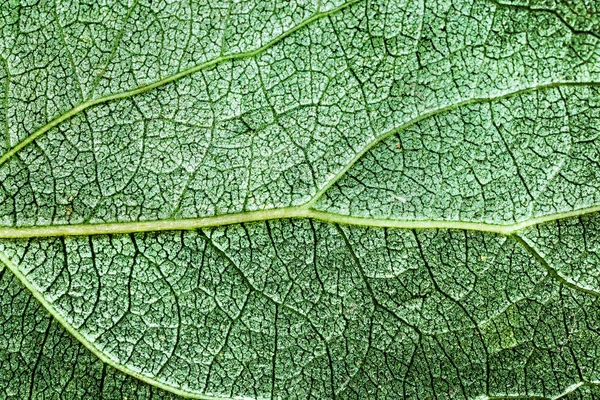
[0,204,599,239]
[2,79,599,239]
[1,3,599,239]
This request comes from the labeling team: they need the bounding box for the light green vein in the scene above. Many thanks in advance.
[305,80,600,207]
[0,249,244,400]
[86,0,138,99]
[513,234,600,298]
[484,380,600,400]
[0,0,361,168]
[0,204,599,238]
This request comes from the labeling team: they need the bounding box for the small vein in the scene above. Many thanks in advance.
[0,247,225,400]
[1,54,11,151]
[486,0,600,41]
[512,233,600,298]
[0,0,362,168]
[489,103,535,202]
[199,228,338,397]
[51,0,84,101]
[304,80,600,208]
[485,380,600,400]
[87,0,139,99]
[28,316,52,399]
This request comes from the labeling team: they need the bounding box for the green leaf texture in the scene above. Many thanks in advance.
[1,0,600,398]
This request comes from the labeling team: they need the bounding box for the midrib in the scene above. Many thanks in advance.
[0,0,599,239]
[2,79,599,239]
[0,204,599,239]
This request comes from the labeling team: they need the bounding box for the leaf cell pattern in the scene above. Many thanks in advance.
[0,0,600,399]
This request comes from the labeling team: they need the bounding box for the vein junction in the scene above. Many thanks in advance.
[0,204,599,238]
[0,0,599,239]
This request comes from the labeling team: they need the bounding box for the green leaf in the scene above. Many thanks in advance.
[0,263,180,399]
[1,0,600,398]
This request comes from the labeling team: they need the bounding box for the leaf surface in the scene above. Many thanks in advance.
[1,0,600,398]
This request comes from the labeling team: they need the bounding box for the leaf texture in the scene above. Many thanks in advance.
[1,0,600,398]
